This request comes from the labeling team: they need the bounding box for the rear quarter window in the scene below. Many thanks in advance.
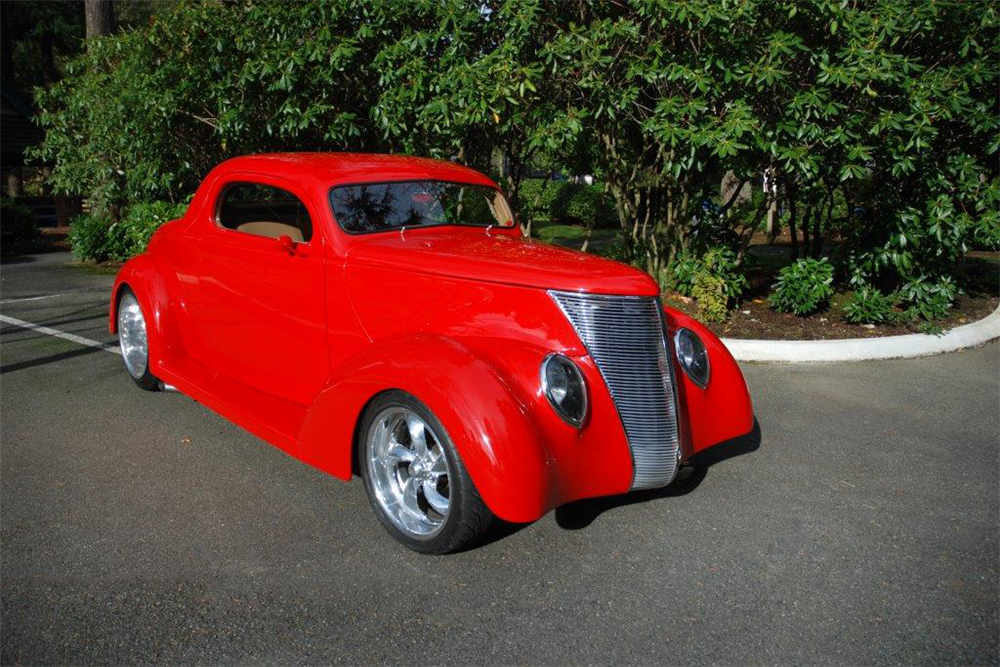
[217,182,313,243]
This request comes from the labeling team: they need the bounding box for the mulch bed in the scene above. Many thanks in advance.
[666,249,999,341]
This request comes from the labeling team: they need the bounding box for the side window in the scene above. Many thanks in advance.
[217,182,313,243]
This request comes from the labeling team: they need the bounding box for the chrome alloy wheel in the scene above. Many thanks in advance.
[367,407,452,538]
[118,292,149,379]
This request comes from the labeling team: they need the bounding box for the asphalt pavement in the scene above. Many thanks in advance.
[1,252,998,665]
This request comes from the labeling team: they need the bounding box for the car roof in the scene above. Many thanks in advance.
[214,152,498,189]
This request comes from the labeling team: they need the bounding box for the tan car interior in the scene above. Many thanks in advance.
[236,222,305,243]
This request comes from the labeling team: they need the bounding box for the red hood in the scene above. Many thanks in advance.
[344,227,659,296]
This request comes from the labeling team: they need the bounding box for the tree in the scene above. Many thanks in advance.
[31,0,998,301]
[84,0,113,40]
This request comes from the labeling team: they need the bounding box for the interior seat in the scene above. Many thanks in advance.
[236,222,304,242]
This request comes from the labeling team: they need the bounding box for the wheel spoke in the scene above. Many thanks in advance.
[406,415,428,456]
[368,407,450,539]
[370,420,389,456]
[422,479,449,514]
[401,475,420,511]
[427,448,447,476]
[387,443,415,464]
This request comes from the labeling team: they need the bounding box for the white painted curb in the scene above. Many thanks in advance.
[722,303,1000,363]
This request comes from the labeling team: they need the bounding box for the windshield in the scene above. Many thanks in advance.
[329,180,515,234]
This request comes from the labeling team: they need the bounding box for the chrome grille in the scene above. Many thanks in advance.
[549,290,680,489]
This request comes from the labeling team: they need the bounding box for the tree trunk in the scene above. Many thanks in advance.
[787,187,799,260]
[766,196,779,245]
[801,205,812,256]
[814,187,834,257]
[85,0,115,40]
[7,168,23,197]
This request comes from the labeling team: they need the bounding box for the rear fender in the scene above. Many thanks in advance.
[663,307,754,457]
[297,334,551,523]
[110,254,182,374]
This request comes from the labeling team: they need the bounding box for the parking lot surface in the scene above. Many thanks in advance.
[2,252,997,665]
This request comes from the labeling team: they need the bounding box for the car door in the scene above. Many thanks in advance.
[185,175,329,407]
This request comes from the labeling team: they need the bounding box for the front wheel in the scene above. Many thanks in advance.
[358,390,495,554]
[117,288,160,391]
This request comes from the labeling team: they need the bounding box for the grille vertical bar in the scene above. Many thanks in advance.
[549,291,680,489]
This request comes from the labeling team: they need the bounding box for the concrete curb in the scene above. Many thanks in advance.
[722,303,1000,363]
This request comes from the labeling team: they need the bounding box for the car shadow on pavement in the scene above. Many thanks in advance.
[0,345,108,374]
[553,418,763,530]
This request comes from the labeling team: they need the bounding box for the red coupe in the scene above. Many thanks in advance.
[111,153,754,553]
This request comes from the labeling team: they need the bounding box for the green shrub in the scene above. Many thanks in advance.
[843,286,897,324]
[518,178,562,225]
[600,239,639,266]
[666,248,748,302]
[520,179,617,228]
[691,271,729,323]
[106,200,186,261]
[68,213,112,262]
[769,257,835,316]
[662,248,748,322]
[666,253,701,295]
[899,275,960,321]
[968,211,1000,251]
[551,182,616,227]
[1,198,41,255]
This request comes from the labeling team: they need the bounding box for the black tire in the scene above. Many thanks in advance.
[358,390,496,554]
[117,287,160,391]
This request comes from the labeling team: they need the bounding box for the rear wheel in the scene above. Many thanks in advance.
[117,288,159,391]
[359,390,495,554]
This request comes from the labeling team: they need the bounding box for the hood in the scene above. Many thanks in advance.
[345,226,659,296]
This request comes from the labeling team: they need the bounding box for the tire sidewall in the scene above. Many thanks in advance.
[358,390,470,554]
[117,287,159,391]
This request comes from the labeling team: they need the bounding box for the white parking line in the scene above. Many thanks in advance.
[0,313,120,355]
[0,293,66,304]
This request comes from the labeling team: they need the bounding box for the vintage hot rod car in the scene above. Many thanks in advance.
[111,153,753,553]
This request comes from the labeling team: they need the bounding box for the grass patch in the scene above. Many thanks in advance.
[533,220,620,245]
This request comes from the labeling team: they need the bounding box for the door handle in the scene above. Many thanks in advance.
[277,235,295,255]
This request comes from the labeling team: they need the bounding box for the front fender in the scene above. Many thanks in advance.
[297,334,552,523]
[663,307,754,457]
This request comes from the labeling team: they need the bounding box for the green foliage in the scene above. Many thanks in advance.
[667,248,748,302]
[32,0,400,213]
[106,201,188,261]
[550,182,617,227]
[842,286,897,324]
[1,199,41,255]
[666,248,748,322]
[68,213,112,263]
[769,258,835,316]
[518,179,616,228]
[692,272,729,323]
[899,276,961,321]
[916,321,946,336]
[518,179,562,226]
[968,210,1000,250]
[29,0,999,304]
[600,239,638,266]
[70,200,185,262]
[2,1,83,93]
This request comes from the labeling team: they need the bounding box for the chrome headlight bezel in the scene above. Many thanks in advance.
[540,353,588,427]
[674,327,711,389]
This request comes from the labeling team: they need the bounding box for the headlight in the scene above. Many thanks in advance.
[540,353,587,427]
[674,328,710,389]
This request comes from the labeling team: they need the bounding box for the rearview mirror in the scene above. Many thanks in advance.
[277,234,295,254]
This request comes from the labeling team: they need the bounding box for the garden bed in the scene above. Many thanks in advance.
[695,292,999,341]
[664,250,1000,341]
